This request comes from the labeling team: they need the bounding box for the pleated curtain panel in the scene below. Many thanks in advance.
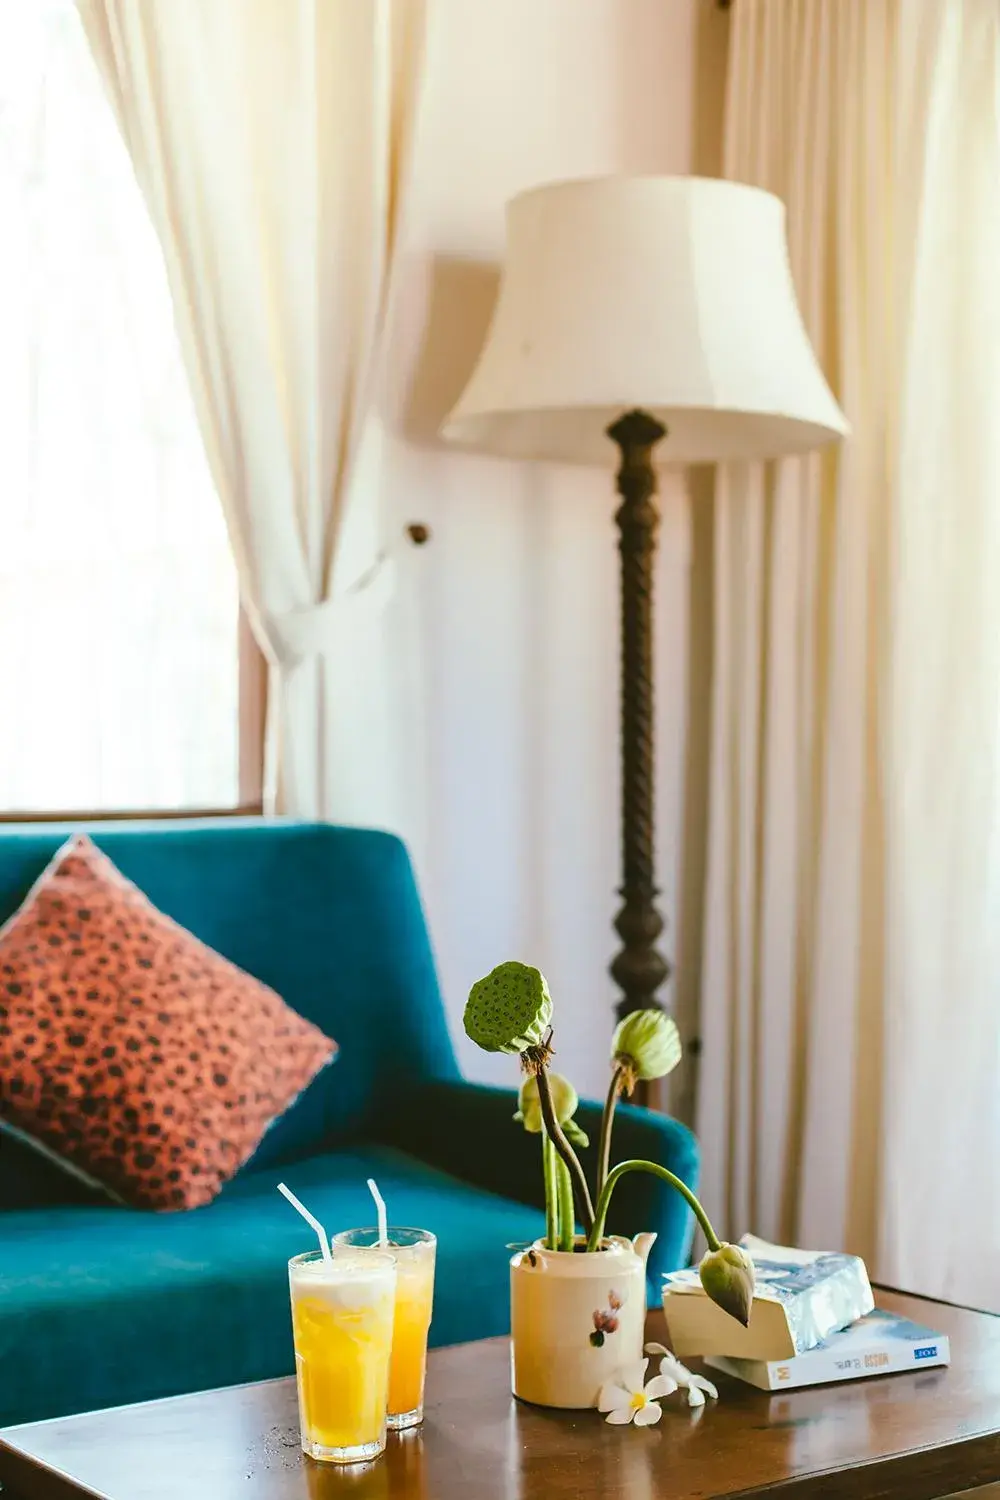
[699,0,1000,1310]
[78,0,426,819]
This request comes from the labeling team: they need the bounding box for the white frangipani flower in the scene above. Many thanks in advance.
[598,1357,677,1426]
[645,1342,720,1407]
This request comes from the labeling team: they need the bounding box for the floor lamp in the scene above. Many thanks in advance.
[442,176,847,1027]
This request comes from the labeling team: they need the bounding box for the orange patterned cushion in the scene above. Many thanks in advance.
[0,835,336,1210]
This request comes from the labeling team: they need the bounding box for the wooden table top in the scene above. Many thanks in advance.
[1,1289,998,1500]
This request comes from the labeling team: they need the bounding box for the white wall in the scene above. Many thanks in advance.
[381,0,700,1100]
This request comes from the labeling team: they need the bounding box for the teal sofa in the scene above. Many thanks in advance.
[0,820,698,1427]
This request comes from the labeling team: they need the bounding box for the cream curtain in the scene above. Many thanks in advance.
[882,1,1000,1306]
[78,0,425,819]
[699,0,1000,1308]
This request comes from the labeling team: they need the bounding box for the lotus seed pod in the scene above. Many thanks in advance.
[515,1072,580,1134]
[698,1242,756,1327]
[611,1009,682,1083]
[465,961,553,1055]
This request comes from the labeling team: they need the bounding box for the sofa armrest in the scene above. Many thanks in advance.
[376,1078,699,1286]
[376,1079,548,1212]
[588,1095,700,1287]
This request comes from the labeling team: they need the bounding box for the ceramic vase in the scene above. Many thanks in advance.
[509,1233,656,1409]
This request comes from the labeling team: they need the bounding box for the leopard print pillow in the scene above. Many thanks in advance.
[0,834,336,1210]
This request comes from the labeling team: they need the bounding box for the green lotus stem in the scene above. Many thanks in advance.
[542,1130,558,1250]
[556,1156,574,1251]
[587,1159,721,1254]
[596,1062,628,1198]
[535,1065,595,1233]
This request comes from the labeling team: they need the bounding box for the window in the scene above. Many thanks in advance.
[0,0,249,815]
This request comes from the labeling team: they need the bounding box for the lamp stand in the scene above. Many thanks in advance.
[607,409,670,1026]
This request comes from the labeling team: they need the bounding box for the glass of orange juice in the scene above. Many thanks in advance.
[288,1248,397,1464]
[332,1227,436,1430]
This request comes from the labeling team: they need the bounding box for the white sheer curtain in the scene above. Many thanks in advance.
[78,0,426,822]
[882,0,1000,1308]
[699,0,1000,1309]
[0,0,239,812]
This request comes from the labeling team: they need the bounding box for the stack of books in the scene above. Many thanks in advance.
[661,1235,950,1391]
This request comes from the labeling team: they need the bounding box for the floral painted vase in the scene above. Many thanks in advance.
[509,1233,656,1409]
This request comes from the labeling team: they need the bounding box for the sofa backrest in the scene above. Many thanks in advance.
[0,820,458,1175]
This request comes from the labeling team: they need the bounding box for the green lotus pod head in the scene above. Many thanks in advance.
[611,1009,682,1085]
[465,962,553,1055]
[514,1072,580,1134]
[698,1242,756,1327]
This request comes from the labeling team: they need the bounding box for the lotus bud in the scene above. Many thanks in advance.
[465,962,553,1056]
[698,1242,756,1327]
[611,1009,682,1090]
[514,1072,590,1147]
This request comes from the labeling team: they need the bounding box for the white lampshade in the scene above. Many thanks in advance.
[441,175,847,465]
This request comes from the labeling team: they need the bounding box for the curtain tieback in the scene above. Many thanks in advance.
[264,550,397,671]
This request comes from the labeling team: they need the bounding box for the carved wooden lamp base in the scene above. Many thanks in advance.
[606,410,671,1025]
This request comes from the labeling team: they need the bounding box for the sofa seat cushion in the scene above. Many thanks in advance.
[0,1145,546,1427]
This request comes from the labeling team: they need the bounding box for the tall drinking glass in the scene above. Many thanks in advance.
[288,1248,396,1464]
[332,1228,436,1430]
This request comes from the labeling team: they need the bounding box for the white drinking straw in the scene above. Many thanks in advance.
[367,1177,389,1249]
[278,1181,331,1263]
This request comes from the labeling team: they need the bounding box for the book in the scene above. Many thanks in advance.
[661,1235,875,1361]
[704,1308,951,1390]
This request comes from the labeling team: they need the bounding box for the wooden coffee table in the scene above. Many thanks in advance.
[1,1288,998,1500]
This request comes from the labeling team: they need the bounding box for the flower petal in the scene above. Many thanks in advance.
[644,1341,669,1357]
[605,1406,634,1425]
[690,1374,719,1400]
[644,1374,679,1401]
[619,1359,648,1394]
[687,1385,706,1407]
[656,1352,690,1386]
[633,1401,662,1426]
[598,1382,631,1414]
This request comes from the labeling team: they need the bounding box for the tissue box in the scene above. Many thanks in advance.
[661,1235,875,1361]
